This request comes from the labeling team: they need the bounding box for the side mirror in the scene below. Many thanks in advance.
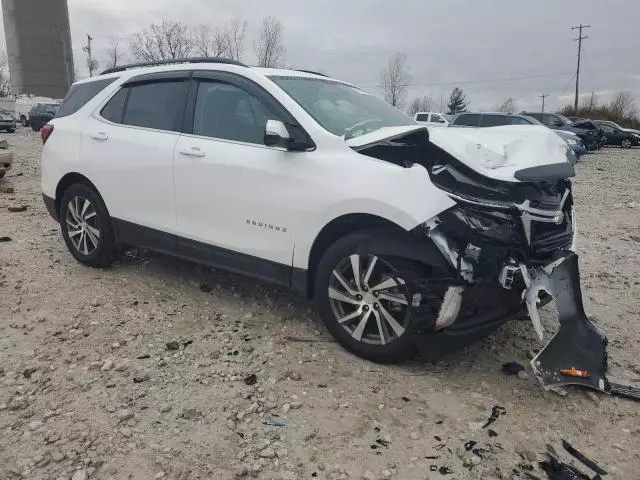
[264,120,290,148]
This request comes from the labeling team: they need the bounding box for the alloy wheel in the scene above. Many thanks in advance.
[65,196,100,255]
[621,139,632,149]
[328,254,411,346]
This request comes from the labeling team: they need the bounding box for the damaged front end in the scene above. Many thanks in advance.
[354,126,638,398]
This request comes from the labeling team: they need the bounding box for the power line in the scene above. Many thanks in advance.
[571,24,590,112]
[357,71,573,89]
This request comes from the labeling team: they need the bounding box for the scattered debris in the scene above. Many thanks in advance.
[464,441,477,451]
[166,341,180,351]
[483,405,506,428]
[244,374,257,385]
[0,236,11,242]
[503,362,525,375]
[561,439,607,476]
[0,185,15,193]
[7,205,27,212]
[539,455,592,480]
[487,429,498,438]
[262,421,286,427]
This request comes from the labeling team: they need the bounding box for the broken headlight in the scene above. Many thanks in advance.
[441,206,521,245]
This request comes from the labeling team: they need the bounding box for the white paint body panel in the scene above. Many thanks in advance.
[429,125,571,182]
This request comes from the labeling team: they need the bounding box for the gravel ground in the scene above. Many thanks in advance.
[1,129,639,480]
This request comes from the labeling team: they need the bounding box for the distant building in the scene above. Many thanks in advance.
[2,0,74,98]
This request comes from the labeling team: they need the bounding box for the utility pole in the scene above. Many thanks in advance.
[571,24,590,113]
[540,94,549,113]
[82,34,95,77]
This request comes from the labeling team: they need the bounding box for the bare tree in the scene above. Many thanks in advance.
[0,51,12,97]
[254,17,285,68]
[608,91,636,119]
[379,51,411,108]
[104,35,125,69]
[497,97,517,113]
[226,17,247,61]
[407,95,433,116]
[580,91,598,110]
[130,21,193,62]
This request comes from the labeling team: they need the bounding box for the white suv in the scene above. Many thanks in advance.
[41,58,586,370]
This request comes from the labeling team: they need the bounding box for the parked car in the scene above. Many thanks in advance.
[0,108,17,133]
[414,112,449,127]
[15,95,62,127]
[448,112,586,160]
[521,112,602,151]
[42,58,586,368]
[28,103,60,131]
[594,120,640,136]
[592,120,640,148]
[0,139,13,178]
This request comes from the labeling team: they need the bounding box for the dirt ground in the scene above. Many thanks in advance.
[1,129,639,480]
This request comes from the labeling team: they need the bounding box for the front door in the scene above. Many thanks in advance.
[173,73,311,282]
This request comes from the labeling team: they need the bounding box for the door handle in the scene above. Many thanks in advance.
[179,147,205,158]
[89,132,108,141]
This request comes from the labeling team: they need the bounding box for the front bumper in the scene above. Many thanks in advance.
[522,253,608,392]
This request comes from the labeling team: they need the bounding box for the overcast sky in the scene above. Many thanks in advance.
[3,0,640,112]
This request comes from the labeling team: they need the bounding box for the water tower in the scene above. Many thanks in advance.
[2,0,74,98]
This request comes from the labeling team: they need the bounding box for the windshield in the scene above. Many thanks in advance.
[519,115,545,126]
[556,114,574,126]
[269,76,414,139]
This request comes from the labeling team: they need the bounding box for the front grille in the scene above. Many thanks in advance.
[530,211,573,255]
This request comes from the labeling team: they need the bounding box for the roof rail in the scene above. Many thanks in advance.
[295,69,328,77]
[100,57,247,75]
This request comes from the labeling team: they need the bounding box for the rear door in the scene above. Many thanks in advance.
[81,73,190,239]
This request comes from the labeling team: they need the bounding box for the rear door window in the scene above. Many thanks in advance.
[453,113,481,127]
[415,113,428,122]
[121,81,188,132]
[430,114,446,124]
[56,78,117,118]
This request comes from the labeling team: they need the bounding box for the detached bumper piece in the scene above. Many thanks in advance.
[525,253,640,401]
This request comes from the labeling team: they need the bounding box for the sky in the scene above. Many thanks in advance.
[2,0,639,113]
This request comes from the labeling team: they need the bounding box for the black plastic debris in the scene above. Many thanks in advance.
[503,361,525,375]
[375,438,389,447]
[439,466,453,475]
[136,354,150,359]
[0,236,11,242]
[402,396,410,402]
[182,340,193,348]
[244,374,257,386]
[488,429,498,437]
[166,341,180,351]
[483,405,506,428]
[561,440,607,476]
[464,441,477,451]
[434,435,442,441]
[540,455,592,479]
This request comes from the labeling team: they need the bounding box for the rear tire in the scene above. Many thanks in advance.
[621,139,632,149]
[20,115,28,127]
[314,231,433,363]
[59,183,116,268]
[31,122,40,132]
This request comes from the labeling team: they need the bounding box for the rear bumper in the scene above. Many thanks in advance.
[43,194,58,222]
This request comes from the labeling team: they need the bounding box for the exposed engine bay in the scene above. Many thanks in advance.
[353,125,640,400]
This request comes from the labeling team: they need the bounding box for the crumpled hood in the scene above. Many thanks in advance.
[428,125,573,182]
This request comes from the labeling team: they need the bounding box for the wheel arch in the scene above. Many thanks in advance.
[302,213,450,298]
[55,172,102,217]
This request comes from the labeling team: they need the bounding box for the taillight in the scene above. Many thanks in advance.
[40,124,54,144]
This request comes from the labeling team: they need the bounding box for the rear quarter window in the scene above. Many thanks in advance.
[415,113,428,122]
[56,78,117,118]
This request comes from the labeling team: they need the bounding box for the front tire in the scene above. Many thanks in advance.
[621,139,632,149]
[20,115,28,127]
[59,183,116,268]
[314,231,427,363]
